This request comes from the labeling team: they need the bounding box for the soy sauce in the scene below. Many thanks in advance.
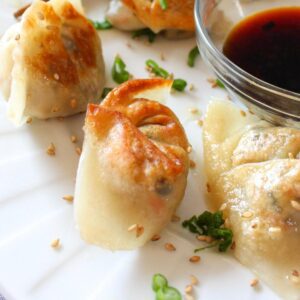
[223,7,300,93]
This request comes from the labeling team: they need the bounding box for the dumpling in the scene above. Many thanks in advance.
[203,100,300,299]
[106,0,194,33]
[0,0,105,125]
[74,79,190,250]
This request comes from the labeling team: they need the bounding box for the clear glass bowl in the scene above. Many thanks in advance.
[195,0,300,127]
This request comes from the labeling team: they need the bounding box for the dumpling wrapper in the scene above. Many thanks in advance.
[74,79,190,250]
[114,0,194,33]
[0,0,105,125]
[203,100,300,299]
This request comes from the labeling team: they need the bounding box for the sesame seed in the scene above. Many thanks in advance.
[46,143,56,156]
[165,243,176,251]
[37,12,44,20]
[189,108,199,114]
[219,203,227,211]
[187,145,192,153]
[206,183,211,193]
[291,200,300,211]
[62,195,73,202]
[151,234,161,241]
[26,117,32,124]
[70,99,77,108]
[76,147,82,155]
[71,135,77,143]
[128,224,144,238]
[240,110,246,117]
[197,235,213,243]
[250,278,259,287]
[268,226,282,233]
[242,211,253,218]
[185,285,193,294]
[189,255,200,263]
[207,78,217,88]
[54,73,60,80]
[51,238,60,249]
[288,152,294,159]
[15,34,20,41]
[189,84,195,91]
[171,214,181,222]
[196,120,203,127]
[51,106,59,113]
[190,160,196,169]
[160,53,165,61]
[190,275,199,286]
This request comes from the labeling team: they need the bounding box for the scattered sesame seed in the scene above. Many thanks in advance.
[189,108,199,114]
[189,255,201,263]
[26,117,32,124]
[51,238,60,249]
[128,224,144,238]
[37,12,44,20]
[160,53,165,61]
[185,285,193,294]
[268,226,282,234]
[151,234,161,241]
[76,147,82,155]
[187,145,192,153]
[190,275,199,286]
[71,135,77,143]
[240,110,246,117]
[196,120,203,127]
[46,143,56,156]
[190,160,196,169]
[219,203,227,211]
[70,99,77,108]
[248,110,254,115]
[51,106,59,113]
[291,200,300,211]
[54,73,60,80]
[242,211,253,218]
[207,78,218,88]
[224,218,231,228]
[15,34,20,41]
[206,183,211,193]
[288,152,294,159]
[197,235,213,243]
[171,214,181,222]
[62,195,74,202]
[250,278,259,287]
[189,84,195,91]
[164,243,176,251]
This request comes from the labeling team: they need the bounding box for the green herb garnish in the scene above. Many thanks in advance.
[90,19,112,30]
[152,274,182,300]
[216,79,225,89]
[112,56,131,84]
[145,59,187,92]
[132,28,157,43]
[159,0,168,10]
[182,211,233,252]
[172,79,187,92]
[188,46,200,67]
[101,87,113,99]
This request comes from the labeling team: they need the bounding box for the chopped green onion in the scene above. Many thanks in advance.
[152,274,168,292]
[172,79,187,92]
[156,286,182,300]
[188,46,200,67]
[90,19,112,30]
[132,28,157,43]
[112,56,131,84]
[216,79,225,89]
[159,0,168,10]
[182,211,233,252]
[146,59,169,79]
[101,87,113,99]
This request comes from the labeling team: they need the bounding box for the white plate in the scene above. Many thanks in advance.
[0,1,280,299]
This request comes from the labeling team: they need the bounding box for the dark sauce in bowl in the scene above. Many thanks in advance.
[223,7,300,94]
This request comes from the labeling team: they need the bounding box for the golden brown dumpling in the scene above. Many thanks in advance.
[203,100,300,299]
[0,0,105,125]
[107,0,194,33]
[74,79,190,250]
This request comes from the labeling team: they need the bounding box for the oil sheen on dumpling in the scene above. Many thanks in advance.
[112,0,195,33]
[74,79,190,250]
[203,100,300,299]
[0,0,105,125]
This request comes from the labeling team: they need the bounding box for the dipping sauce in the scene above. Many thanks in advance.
[223,7,300,93]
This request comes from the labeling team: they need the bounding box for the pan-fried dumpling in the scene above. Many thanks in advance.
[74,79,190,250]
[203,101,300,299]
[0,0,105,125]
[107,0,194,33]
